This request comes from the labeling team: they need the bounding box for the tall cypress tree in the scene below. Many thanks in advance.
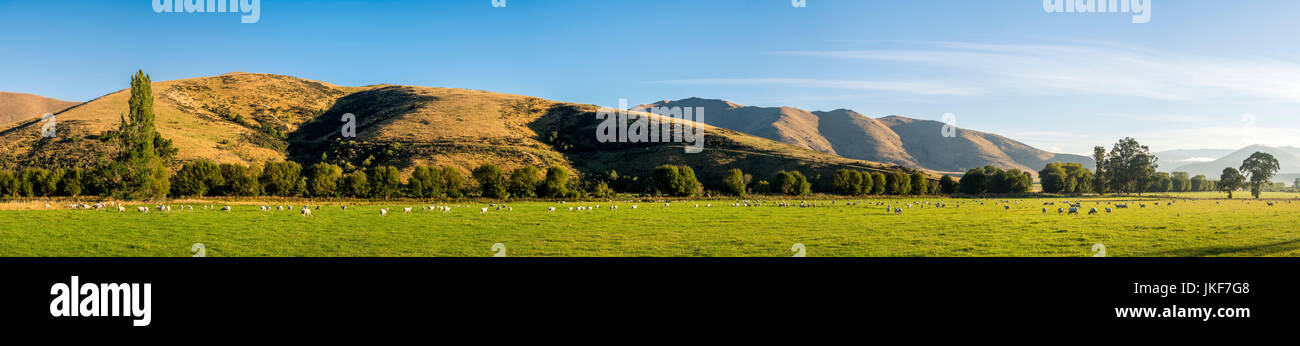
[116,70,171,200]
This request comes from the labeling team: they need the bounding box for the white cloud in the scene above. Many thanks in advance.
[778,42,1300,103]
[653,78,979,97]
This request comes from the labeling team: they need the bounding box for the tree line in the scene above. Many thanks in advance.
[1035,137,1281,199]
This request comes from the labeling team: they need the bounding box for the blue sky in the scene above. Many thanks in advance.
[2,0,1298,155]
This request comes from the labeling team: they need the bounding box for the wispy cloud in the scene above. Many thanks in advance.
[778,41,1300,103]
[652,78,979,97]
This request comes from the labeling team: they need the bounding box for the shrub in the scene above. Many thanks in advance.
[722,168,747,196]
[260,161,303,197]
[219,164,261,197]
[472,163,510,199]
[307,163,343,198]
[172,160,224,197]
[441,166,465,198]
[939,175,958,194]
[340,171,370,198]
[652,165,700,197]
[369,166,402,199]
[409,166,443,198]
[540,166,569,198]
[910,172,928,195]
[508,166,541,198]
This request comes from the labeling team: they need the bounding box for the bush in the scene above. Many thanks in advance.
[472,163,510,199]
[508,166,541,198]
[722,168,747,196]
[832,169,858,195]
[540,166,569,198]
[652,165,700,197]
[260,161,303,197]
[59,168,84,197]
[910,172,928,195]
[173,160,224,197]
[307,163,343,198]
[886,172,910,195]
[0,170,14,198]
[591,181,615,199]
[219,164,261,197]
[441,166,465,198]
[959,168,986,194]
[409,166,444,198]
[773,170,810,196]
[340,171,370,198]
[369,166,402,199]
[939,175,958,194]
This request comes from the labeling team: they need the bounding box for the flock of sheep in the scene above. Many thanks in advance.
[46,197,1296,219]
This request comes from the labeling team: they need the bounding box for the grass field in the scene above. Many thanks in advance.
[2,196,1299,257]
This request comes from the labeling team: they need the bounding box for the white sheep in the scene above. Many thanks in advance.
[301,207,312,217]
[117,206,126,212]
[403,207,413,214]
[548,207,557,212]
[138,207,149,213]
[221,206,232,212]
[380,209,389,216]
[481,207,489,213]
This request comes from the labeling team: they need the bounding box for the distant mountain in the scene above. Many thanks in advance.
[1172,145,1300,181]
[639,98,1093,176]
[0,92,80,127]
[1154,149,1236,168]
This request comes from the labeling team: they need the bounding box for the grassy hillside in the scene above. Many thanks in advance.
[0,73,919,189]
[0,73,374,170]
[640,98,1092,177]
[878,115,1094,176]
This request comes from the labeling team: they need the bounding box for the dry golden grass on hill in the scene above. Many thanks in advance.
[1,73,925,187]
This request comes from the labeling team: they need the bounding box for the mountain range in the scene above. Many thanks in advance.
[0,73,913,188]
[1158,145,1300,183]
[639,98,1094,176]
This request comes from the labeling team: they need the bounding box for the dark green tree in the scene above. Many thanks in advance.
[507,166,540,198]
[1240,151,1281,199]
[939,175,958,194]
[472,163,510,199]
[307,163,343,198]
[369,166,402,199]
[723,168,747,197]
[540,166,569,198]
[1218,167,1245,199]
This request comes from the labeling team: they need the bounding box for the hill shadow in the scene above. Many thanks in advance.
[287,86,439,165]
[1142,239,1300,257]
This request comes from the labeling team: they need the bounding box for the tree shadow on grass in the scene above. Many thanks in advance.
[1142,239,1300,257]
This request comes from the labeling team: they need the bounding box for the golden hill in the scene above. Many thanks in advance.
[0,73,374,169]
[0,92,80,127]
[642,98,1094,176]
[0,73,920,187]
